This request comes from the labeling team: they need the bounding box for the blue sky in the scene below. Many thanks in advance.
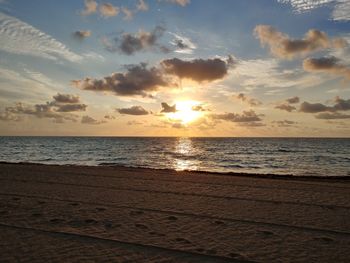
[0,0,349,136]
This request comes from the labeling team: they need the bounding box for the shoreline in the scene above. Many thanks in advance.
[1,161,350,181]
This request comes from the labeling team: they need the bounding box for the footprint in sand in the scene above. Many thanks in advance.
[206,249,217,255]
[50,218,65,224]
[135,223,148,230]
[31,213,42,217]
[228,252,241,259]
[314,236,334,243]
[259,230,274,236]
[149,231,165,237]
[85,219,98,225]
[214,220,225,225]
[175,237,191,244]
[103,221,121,229]
[129,210,144,216]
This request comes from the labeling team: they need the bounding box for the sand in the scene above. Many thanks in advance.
[0,163,349,262]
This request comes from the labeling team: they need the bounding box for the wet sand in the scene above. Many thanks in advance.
[0,163,349,262]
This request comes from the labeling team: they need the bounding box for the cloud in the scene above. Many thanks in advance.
[53,93,80,104]
[99,3,119,17]
[136,0,149,11]
[81,115,105,125]
[127,120,144,125]
[299,101,333,113]
[232,58,325,90]
[0,93,87,123]
[315,112,350,119]
[274,96,300,112]
[170,32,197,54]
[102,26,167,55]
[303,56,350,80]
[72,63,170,97]
[161,56,234,82]
[54,104,87,112]
[286,96,300,104]
[161,0,190,6]
[117,105,149,115]
[0,12,82,62]
[211,110,263,122]
[254,25,347,59]
[121,7,134,20]
[192,104,210,111]
[278,0,350,21]
[81,0,98,16]
[235,93,262,107]
[73,30,91,40]
[299,97,350,114]
[275,103,297,112]
[104,115,116,120]
[0,111,22,122]
[273,119,298,127]
[3,102,78,123]
[161,102,176,113]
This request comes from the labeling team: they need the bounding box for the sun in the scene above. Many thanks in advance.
[166,100,203,124]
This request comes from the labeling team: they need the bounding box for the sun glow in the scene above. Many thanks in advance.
[166,100,203,124]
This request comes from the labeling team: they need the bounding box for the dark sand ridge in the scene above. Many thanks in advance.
[0,163,349,262]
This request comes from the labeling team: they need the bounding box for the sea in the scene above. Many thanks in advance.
[0,137,349,177]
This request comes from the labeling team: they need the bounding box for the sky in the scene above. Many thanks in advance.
[0,0,349,137]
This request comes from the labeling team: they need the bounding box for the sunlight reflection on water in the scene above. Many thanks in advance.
[172,137,199,171]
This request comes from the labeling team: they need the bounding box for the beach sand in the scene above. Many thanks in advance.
[0,163,349,262]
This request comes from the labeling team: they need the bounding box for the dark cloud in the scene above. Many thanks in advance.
[55,104,87,112]
[72,63,170,97]
[104,115,116,120]
[3,102,78,123]
[286,96,300,104]
[73,30,91,40]
[161,56,235,82]
[117,105,149,115]
[254,25,347,59]
[299,97,350,114]
[273,120,298,127]
[172,122,186,129]
[174,39,189,49]
[103,26,167,55]
[53,93,80,104]
[235,93,262,107]
[81,115,106,125]
[192,105,209,112]
[315,112,350,119]
[127,120,144,125]
[275,103,297,112]
[303,56,350,80]
[161,102,176,113]
[211,110,263,122]
[299,101,333,113]
[0,93,87,123]
[334,96,350,111]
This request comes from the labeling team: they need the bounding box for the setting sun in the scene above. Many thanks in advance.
[165,100,203,124]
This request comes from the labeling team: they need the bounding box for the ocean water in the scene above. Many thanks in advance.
[0,137,349,177]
